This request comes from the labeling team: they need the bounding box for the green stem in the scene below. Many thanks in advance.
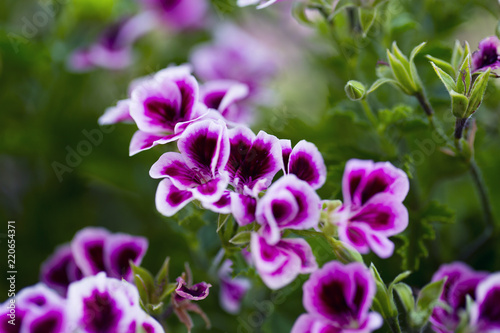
[386,316,403,333]
[361,99,378,127]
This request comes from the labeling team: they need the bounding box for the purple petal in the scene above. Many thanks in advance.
[23,308,67,333]
[17,283,66,309]
[230,192,257,226]
[302,261,376,328]
[280,139,292,174]
[130,79,183,133]
[291,314,341,333]
[232,130,283,191]
[129,130,181,156]
[67,273,141,333]
[256,175,321,244]
[226,126,256,184]
[337,223,371,254]
[218,260,251,314]
[138,0,208,30]
[250,233,303,290]
[71,227,110,276]
[190,172,229,203]
[150,152,199,188]
[155,178,194,217]
[202,190,232,214]
[200,80,251,124]
[278,238,318,274]
[175,277,212,301]
[471,272,500,331]
[472,36,500,72]
[177,119,229,177]
[99,100,134,125]
[40,244,82,296]
[342,159,409,207]
[104,234,148,281]
[288,140,327,190]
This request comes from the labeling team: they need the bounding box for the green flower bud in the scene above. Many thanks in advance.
[345,80,366,100]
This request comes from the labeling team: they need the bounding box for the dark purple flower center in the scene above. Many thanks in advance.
[289,153,318,185]
[479,46,499,68]
[167,187,193,206]
[178,283,207,298]
[144,97,180,131]
[82,290,121,332]
[27,295,47,307]
[320,280,352,325]
[99,19,129,51]
[272,200,292,224]
[360,173,390,205]
[237,140,276,188]
[114,246,140,277]
[46,255,72,288]
[87,242,106,273]
[186,133,219,176]
[204,91,225,110]
[158,0,182,11]
[479,287,500,324]
[32,312,61,333]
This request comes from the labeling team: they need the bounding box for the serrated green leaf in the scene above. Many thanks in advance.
[425,55,454,76]
[430,62,456,92]
[450,89,469,119]
[229,231,251,245]
[466,68,491,117]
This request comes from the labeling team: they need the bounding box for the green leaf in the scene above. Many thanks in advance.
[456,55,471,95]
[451,40,464,71]
[292,2,314,26]
[359,7,377,37]
[131,263,156,305]
[159,282,178,302]
[393,282,415,313]
[217,213,230,232]
[425,55,455,76]
[391,42,410,69]
[229,231,251,245]
[155,256,170,301]
[450,89,469,119]
[430,62,456,93]
[409,42,426,64]
[466,68,491,117]
[370,263,397,318]
[387,50,415,95]
[415,278,446,321]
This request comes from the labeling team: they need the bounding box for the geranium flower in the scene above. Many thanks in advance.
[470,272,500,332]
[256,174,321,245]
[68,13,155,72]
[472,36,500,72]
[280,139,327,190]
[0,284,68,333]
[332,159,409,258]
[136,0,208,31]
[225,126,283,225]
[292,261,382,333]
[150,119,230,216]
[40,244,83,296]
[200,80,252,125]
[251,233,317,290]
[67,272,163,333]
[430,262,488,333]
[218,259,251,314]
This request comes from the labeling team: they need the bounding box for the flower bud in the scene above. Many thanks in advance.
[345,80,366,100]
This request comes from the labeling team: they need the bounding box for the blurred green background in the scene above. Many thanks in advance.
[2,0,500,332]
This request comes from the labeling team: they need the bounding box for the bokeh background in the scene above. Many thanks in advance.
[1,0,500,332]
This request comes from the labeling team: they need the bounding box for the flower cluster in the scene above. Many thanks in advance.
[40,227,148,295]
[329,159,409,258]
[1,273,164,333]
[292,261,382,333]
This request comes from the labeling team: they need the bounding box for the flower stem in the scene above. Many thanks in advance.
[361,99,378,127]
[386,316,403,333]
[454,118,467,140]
[414,91,433,116]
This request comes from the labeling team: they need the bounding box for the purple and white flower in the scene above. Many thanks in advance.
[256,174,321,245]
[430,262,488,333]
[251,233,317,290]
[136,0,209,31]
[0,283,68,333]
[190,25,276,99]
[68,13,155,72]
[281,139,327,190]
[40,244,83,296]
[128,66,208,155]
[292,261,382,333]
[470,272,500,332]
[218,259,251,314]
[200,80,252,125]
[472,36,500,72]
[67,272,163,333]
[332,159,409,258]
[151,119,230,216]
